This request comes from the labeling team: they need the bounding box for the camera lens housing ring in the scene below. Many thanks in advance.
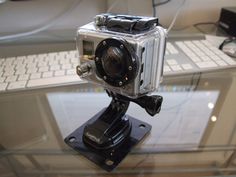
[95,38,139,87]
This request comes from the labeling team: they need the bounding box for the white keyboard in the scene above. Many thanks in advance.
[164,40,236,75]
[0,50,83,92]
[0,39,236,92]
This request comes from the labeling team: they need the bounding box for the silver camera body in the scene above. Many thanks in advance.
[76,14,167,98]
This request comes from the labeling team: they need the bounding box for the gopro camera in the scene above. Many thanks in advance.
[65,14,166,171]
[76,13,167,98]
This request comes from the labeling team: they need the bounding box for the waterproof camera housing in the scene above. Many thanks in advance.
[76,13,166,98]
[65,14,165,172]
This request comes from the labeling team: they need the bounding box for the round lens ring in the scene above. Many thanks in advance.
[95,38,138,87]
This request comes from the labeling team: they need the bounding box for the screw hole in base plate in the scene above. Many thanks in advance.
[68,137,76,143]
[105,159,114,166]
[139,124,146,129]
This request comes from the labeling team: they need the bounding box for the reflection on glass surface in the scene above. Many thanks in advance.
[211,115,217,122]
[1,71,236,176]
[208,102,215,109]
[0,94,47,150]
[47,89,219,151]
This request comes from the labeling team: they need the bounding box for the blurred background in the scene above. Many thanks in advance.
[0,0,235,39]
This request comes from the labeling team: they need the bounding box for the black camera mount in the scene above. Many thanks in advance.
[64,91,162,171]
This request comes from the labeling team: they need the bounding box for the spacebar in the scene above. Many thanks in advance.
[27,75,82,88]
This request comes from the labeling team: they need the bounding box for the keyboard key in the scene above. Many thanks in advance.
[18,74,29,81]
[166,59,178,65]
[38,61,48,67]
[42,71,53,78]
[6,75,18,82]
[192,40,202,46]
[39,66,49,72]
[66,69,76,75]
[62,63,72,70]
[50,65,60,71]
[30,73,41,79]
[220,55,236,65]
[4,66,15,71]
[185,52,197,58]
[212,49,225,55]
[163,66,171,72]
[0,83,8,91]
[0,77,6,83]
[225,59,236,65]
[70,58,79,64]
[13,58,24,65]
[26,63,37,68]
[54,70,65,76]
[45,57,52,63]
[4,57,15,65]
[189,56,201,62]
[201,56,211,61]
[0,66,4,71]
[201,40,212,46]
[8,81,27,90]
[195,51,205,57]
[48,60,58,66]
[15,64,26,70]
[27,67,38,74]
[167,43,178,54]
[196,61,217,68]
[61,59,71,65]
[170,65,182,71]
[15,69,26,75]
[205,50,215,56]
[182,64,193,70]
[215,60,228,66]
[175,41,184,47]
[27,75,82,88]
[3,70,15,76]
[211,55,221,61]
[68,50,78,57]
[0,58,5,65]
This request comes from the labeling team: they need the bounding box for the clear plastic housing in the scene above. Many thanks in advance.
[76,22,166,98]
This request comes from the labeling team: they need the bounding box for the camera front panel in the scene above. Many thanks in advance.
[76,23,166,98]
[77,31,142,97]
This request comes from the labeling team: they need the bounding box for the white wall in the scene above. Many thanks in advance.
[108,0,236,29]
[0,0,107,34]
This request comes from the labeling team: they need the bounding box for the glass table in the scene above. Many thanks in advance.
[1,30,236,176]
[1,67,236,176]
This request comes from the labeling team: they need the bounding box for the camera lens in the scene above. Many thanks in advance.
[95,38,138,87]
[102,47,125,78]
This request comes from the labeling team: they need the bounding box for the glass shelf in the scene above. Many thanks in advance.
[1,69,236,176]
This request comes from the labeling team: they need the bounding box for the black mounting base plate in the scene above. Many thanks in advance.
[64,109,151,172]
